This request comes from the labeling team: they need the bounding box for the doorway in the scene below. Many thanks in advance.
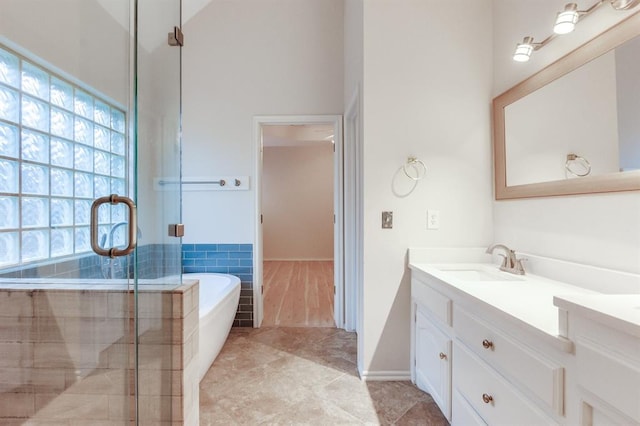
[253,115,344,328]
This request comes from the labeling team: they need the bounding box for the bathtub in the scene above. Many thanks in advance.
[184,273,241,382]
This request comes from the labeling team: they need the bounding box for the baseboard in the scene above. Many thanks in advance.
[359,370,411,381]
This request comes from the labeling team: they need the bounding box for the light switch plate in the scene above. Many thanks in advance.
[382,211,393,229]
[427,210,440,230]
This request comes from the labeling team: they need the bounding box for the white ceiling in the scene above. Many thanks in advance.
[262,124,334,147]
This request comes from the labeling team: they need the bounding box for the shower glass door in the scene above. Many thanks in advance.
[0,0,182,423]
[135,0,184,423]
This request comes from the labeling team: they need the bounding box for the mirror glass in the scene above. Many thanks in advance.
[504,35,640,186]
[493,12,640,199]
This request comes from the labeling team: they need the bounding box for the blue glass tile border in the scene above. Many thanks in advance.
[182,243,254,327]
[182,244,253,274]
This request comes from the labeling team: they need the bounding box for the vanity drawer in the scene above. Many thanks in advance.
[454,308,564,415]
[452,390,486,426]
[454,342,557,426]
[411,278,451,326]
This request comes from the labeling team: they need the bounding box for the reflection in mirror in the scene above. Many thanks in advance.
[616,35,640,172]
[504,35,640,186]
[493,12,640,199]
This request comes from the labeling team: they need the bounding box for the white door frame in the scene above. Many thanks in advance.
[252,115,344,328]
[343,88,362,334]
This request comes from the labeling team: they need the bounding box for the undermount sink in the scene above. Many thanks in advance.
[434,266,524,282]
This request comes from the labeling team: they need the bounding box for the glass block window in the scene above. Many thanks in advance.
[0,43,127,268]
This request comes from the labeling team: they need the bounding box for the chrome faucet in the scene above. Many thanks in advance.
[485,243,526,275]
[100,222,142,249]
[99,222,142,279]
[107,221,129,248]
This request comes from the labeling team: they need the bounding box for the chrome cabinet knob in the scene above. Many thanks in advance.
[439,352,447,360]
[482,393,494,404]
[482,339,494,349]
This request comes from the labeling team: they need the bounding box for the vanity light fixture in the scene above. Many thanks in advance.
[610,0,640,9]
[513,37,535,61]
[513,36,552,62]
[513,0,640,62]
[554,3,580,34]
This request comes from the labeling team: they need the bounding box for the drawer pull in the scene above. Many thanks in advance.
[439,352,447,360]
[482,339,494,349]
[482,393,494,404]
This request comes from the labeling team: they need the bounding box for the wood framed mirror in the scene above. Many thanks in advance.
[492,12,640,200]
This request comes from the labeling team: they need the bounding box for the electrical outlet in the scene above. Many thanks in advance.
[427,210,440,230]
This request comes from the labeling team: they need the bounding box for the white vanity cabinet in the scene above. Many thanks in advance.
[411,278,453,421]
[410,269,566,426]
[409,248,640,426]
[554,296,640,426]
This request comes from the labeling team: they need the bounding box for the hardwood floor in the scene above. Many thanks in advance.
[262,261,335,327]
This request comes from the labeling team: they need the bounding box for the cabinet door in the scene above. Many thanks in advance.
[415,308,452,420]
[581,399,638,426]
[576,338,640,422]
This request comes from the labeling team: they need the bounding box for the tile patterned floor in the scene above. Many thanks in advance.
[199,327,449,425]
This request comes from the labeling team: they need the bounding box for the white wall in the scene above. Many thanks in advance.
[263,144,334,260]
[344,0,363,108]
[493,1,640,274]
[358,0,494,375]
[182,0,344,244]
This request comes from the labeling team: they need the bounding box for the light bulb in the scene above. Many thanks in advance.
[513,37,535,62]
[610,0,640,10]
[554,4,579,34]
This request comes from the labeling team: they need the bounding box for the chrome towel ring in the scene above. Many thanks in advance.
[565,153,591,177]
[403,156,427,181]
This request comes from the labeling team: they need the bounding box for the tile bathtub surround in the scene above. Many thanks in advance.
[136,243,183,279]
[0,281,199,424]
[182,244,254,327]
[0,244,182,280]
[0,254,106,280]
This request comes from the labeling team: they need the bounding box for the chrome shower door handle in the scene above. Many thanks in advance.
[91,194,138,258]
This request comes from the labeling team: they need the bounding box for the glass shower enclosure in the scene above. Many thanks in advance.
[0,0,184,423]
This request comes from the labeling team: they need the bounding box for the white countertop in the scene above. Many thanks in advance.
[554,293,640,338]
[409,262,599,350]
[409,247,640,350]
